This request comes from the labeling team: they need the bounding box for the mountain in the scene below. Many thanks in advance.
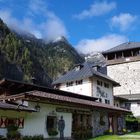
[85,52,107,66]
[45,37,84,79]
[0,18,84,86]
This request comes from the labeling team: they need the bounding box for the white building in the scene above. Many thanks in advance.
[0,77,129,139]
[53,61,119,106]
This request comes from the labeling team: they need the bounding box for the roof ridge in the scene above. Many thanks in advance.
[103,42,140,54]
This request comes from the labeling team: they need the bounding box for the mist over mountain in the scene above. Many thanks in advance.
[0,18,84,86]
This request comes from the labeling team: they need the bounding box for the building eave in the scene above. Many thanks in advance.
[2,90,130,114]
[0,101,36,112]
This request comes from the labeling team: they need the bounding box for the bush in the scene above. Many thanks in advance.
[22,135,44,140]
[125,113,139,132]
[73,126,92,140]
[6,124,21,140]
[47,128,58,136]
[0,135,6,140]
[104,129,113,135]
[22,136,32,140]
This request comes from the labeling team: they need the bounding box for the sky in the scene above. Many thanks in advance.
[0,0,140,54]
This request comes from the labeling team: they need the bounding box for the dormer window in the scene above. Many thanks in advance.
[92,66,97,71]
[92,65,100,71]
[75,65,83,71]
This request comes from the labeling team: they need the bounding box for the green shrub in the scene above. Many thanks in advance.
[104,130,112,135]
[47,128,58,136]
[22,135,44,140]
[0,135,6,140]
[32,135,44,140]
[22,136,32,140]
[6,124,21,140]
[73,126,92,140]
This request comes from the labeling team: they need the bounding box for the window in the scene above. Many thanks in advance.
[66,81,73,87]
[75,65,83,71]
[137,102,140,106]
[7,118,18,127]
[97,80,102,86]
[0,117,24,128]
[100,115,105,126]
[76,80,83,85]
[108,100,110,104]
[75,66,81,71]
[99,98,102,102]
[104,82,109,88]
[80,115,83,123]
[105,99,110,104]
[125,103,131,110]
[47,116,58,136]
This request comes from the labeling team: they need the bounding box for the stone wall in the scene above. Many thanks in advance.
[92,111,108,136]
[107,61,140,95]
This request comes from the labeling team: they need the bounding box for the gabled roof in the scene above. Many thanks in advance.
[103,42,140,54]
[114,95,128,101]
[2,90,130,113]
[0,102,36,112]
[0,78,97,101]
[53,62,119,86]
[116,94,140,101]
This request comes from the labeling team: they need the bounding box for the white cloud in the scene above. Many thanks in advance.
[74,1,116,20]
[0,0,68,40]
[28,0,68,40]
[0,10,42,38]
[75,34,128,54]
[110,13,137,31]
[41,18,67,41]
[28,0,48,16]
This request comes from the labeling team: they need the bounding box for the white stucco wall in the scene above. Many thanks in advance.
[21,102,72,138]
[0,103,72,139]
[59,77,114,105]
[107,61,140,95]
[92,77,114,105]
[130,102,140,117]
[59,78,92,96]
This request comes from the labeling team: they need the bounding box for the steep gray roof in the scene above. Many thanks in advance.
[53,62,119,86]
[103,42,140,54]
